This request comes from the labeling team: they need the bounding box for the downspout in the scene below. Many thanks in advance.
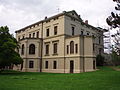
[64,16,66,73]
[25,39,28,72]
[40,22,43,72]
[64,36,66,73]
[83,36,85,72]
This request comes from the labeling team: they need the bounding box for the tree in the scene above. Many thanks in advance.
[106,0,120,28]
[111,50,120,65]
[111,31,120,55]
[106,0,120,56]
[0,26,23,71]
[96,54,105,66]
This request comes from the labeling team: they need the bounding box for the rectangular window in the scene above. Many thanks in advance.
[46,28,49,37]
[87,32,90,35]
[99,36,101,44]
[72,27,74,35]
[81,31,83,35]
[33,33,35,38]
[18,37,20,41]
[36,31,39,38]
[22,36,25,39]
[45,61,48,69]
[53,43,57,54]
[54,26,57,35]
[45,44,49,55]
[93,43,95,51]
[75,44,78,53]
[67,45,69,54]
[29,61,34,68]
[99,48,102,55]
[53,61,57,69]
[21,45,24,55]
[29,34,31,38]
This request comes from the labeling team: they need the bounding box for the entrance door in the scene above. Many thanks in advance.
[70,60,74,73]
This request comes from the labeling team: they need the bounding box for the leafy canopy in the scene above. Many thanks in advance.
[106,0,120,28]
[0,26,23,69]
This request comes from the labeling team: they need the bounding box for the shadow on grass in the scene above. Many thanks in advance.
[0,70,66,76]
[0,66,116,76]
[0,70,44,75]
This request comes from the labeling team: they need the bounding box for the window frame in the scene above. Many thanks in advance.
[33,33,35,38]
[54,26,58,35]
[29,61,34,68]
[21,44,24,55]
[45,61,48,69]
[29,44,35,55]
[53,61,57,69]
[67,45,69,54]
[72,27,75,36]
[70,41,74,54]
[36,31,39,38]
[45,44,49,55]
[53,43,58,54]
[46,28,49,37]
[75,44,78,53]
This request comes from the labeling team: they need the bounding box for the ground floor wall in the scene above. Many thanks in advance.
[13,57,96,73]
[42,57,95,73]
[22,58,40,72]
[42,58,65,73]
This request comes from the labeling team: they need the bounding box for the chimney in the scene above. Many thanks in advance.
[45,16,47,19]
[85,20,88,24]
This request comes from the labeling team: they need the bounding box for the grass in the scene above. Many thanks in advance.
[0,67,120,90]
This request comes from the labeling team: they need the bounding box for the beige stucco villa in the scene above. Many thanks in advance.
[14,10,105,73]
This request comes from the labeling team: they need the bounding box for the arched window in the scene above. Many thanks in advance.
[70,41,74,54]
[21,44,24,55]
[29,44,35,54]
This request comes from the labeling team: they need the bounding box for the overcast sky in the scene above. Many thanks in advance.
[0,0,116,35]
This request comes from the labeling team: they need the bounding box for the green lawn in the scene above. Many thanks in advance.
[0,67,120,90]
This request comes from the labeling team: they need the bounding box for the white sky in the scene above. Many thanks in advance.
[0,0,116,35]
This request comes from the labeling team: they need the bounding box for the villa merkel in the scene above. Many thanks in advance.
[14,10,105,73]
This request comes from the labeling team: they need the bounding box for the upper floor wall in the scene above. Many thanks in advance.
[15,10,105,46]
[64,15,104,45]
[16,23,42,41]
[42,15,64,38]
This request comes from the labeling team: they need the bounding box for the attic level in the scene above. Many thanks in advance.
[64,10,82,20]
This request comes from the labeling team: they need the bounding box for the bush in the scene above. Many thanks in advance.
[96,54,105,66]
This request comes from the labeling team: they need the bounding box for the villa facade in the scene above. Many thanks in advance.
[14,10,105,73]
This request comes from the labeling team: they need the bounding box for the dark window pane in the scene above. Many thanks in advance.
[53,61,57,69]
[21,44,24,55]
[81,31,83,35]
[45,61,48,69]
[29,61,34,68]
[70,41,74,54]
[93,43,95,51]
[99,36,101,44]
[53,43,57,54]
[22,36,24,39]
[36,31,39,38]
[18,37,20,41]
[46,29,49,37]
[33,33,35,38]
[29,44,35,54]
[29,34,31,38]
[72,27,74,35]
[75,44,78,53]
[46,45,49,55]
[54,26,57,35]
[67,45,69,54]
[87,32,89,35]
